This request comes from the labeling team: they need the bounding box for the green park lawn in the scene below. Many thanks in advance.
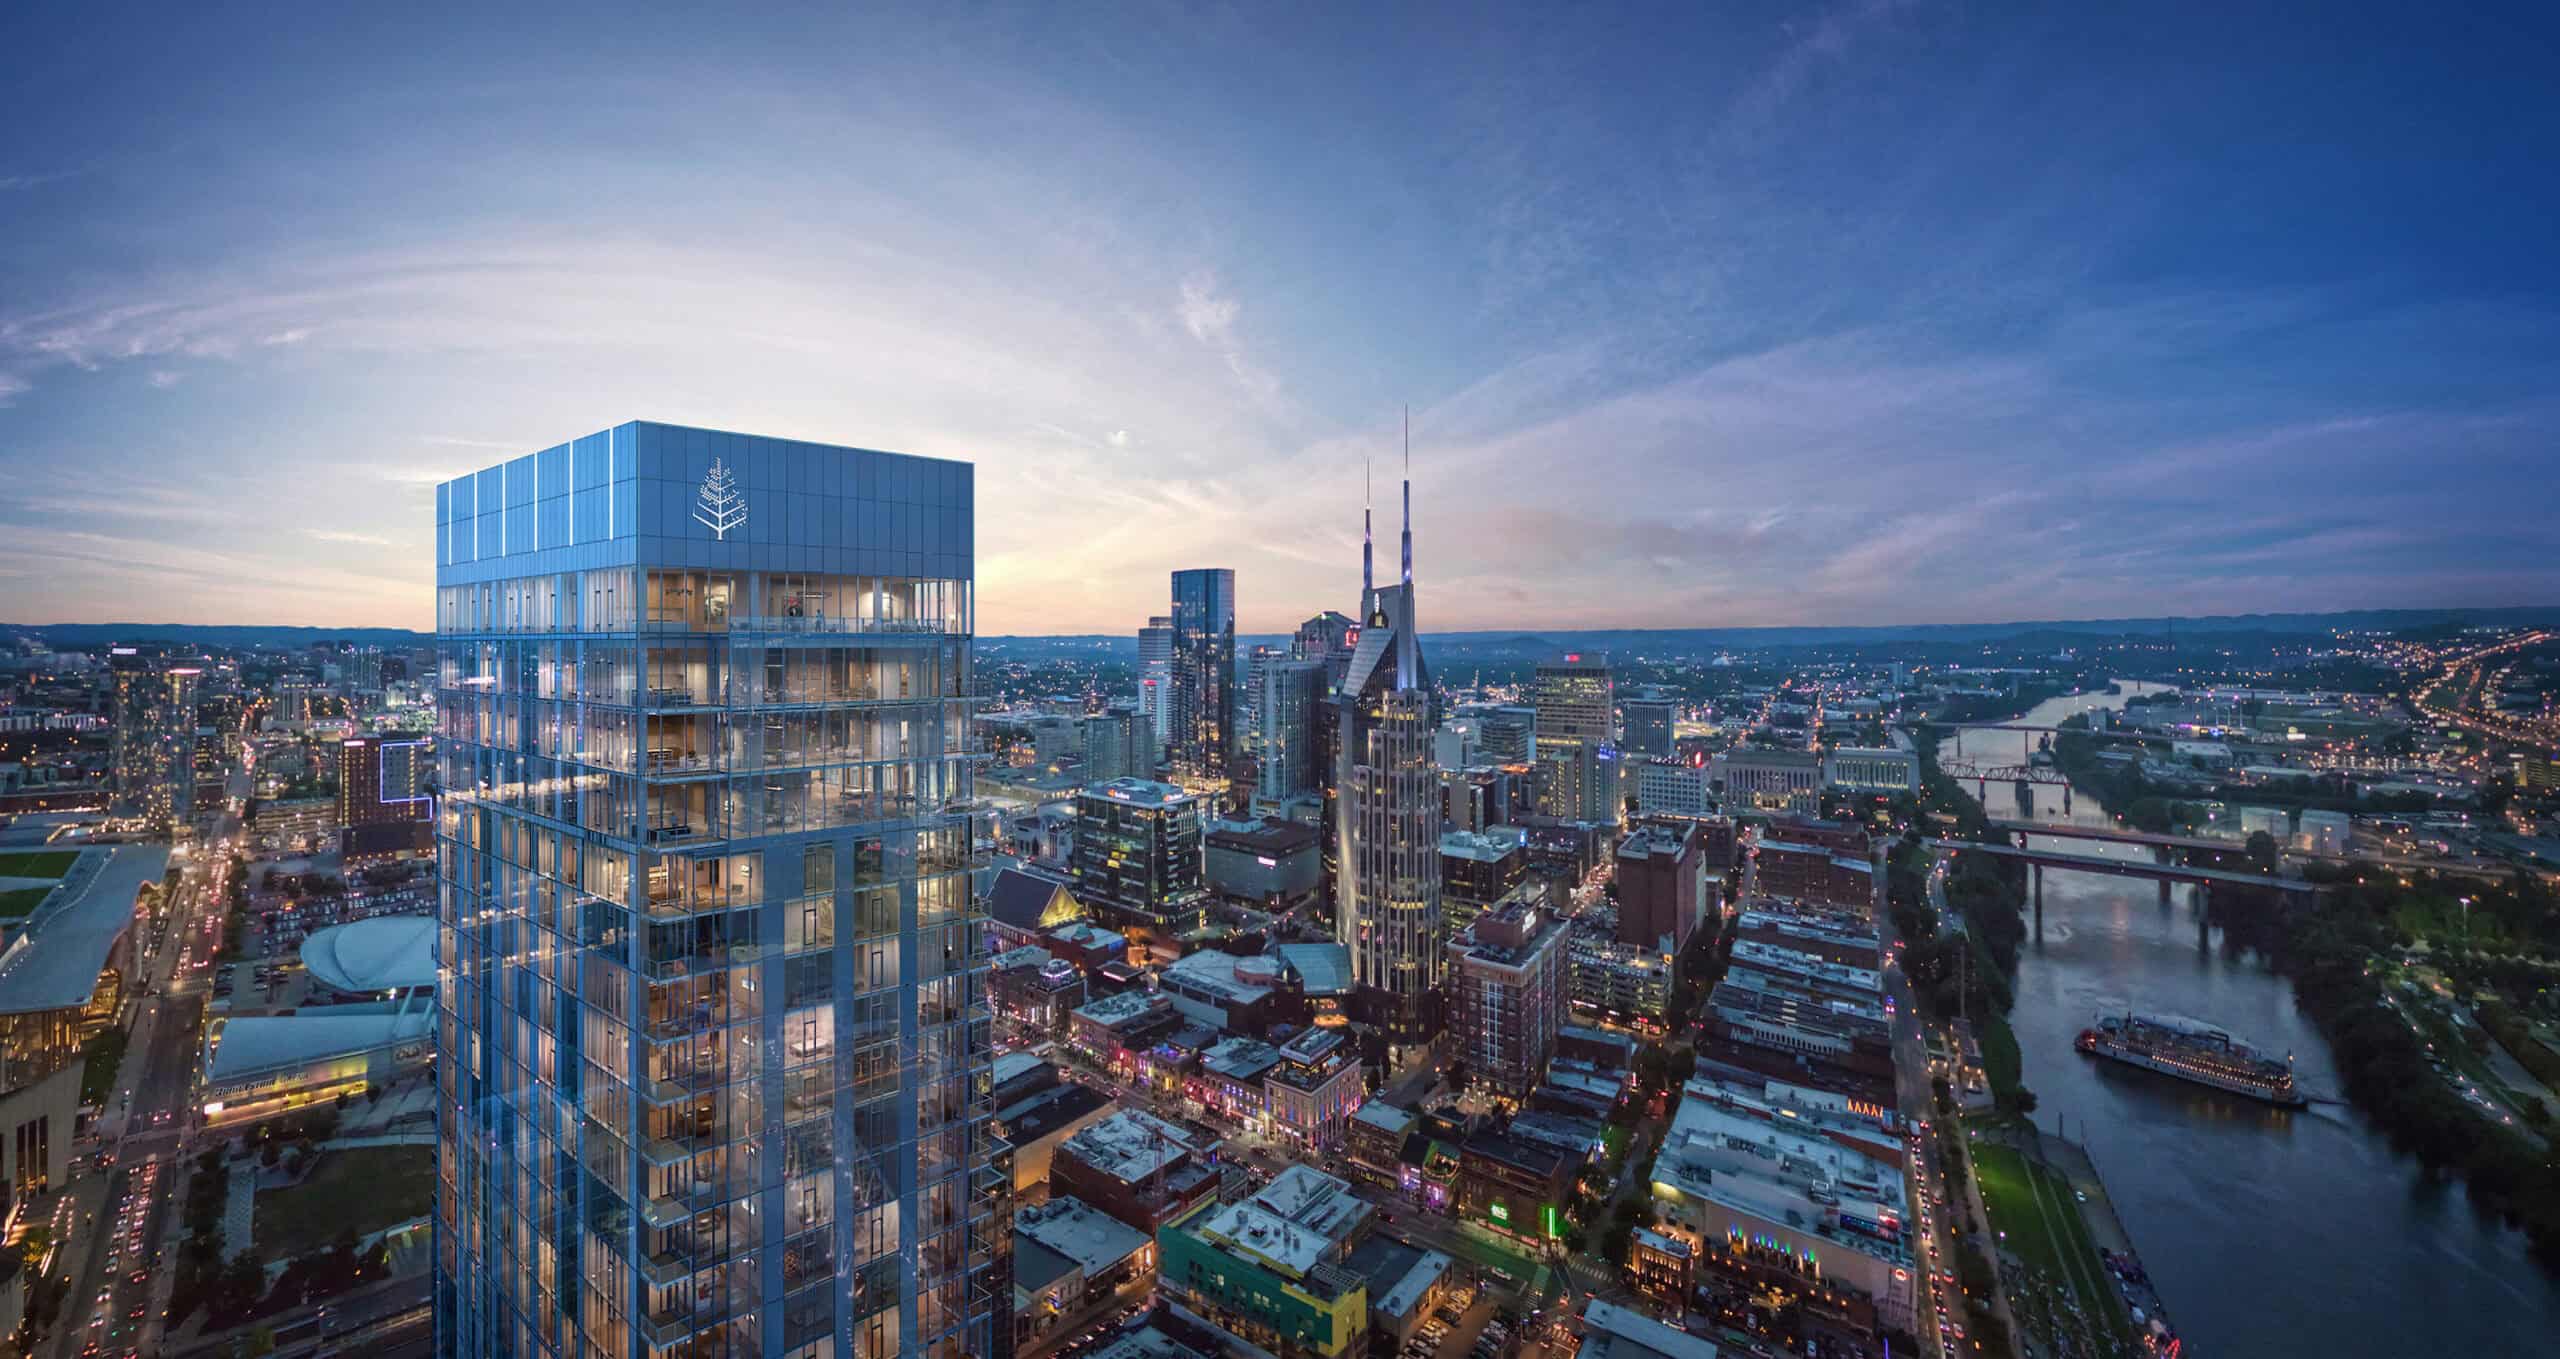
[0,887,53,918]
[1972,1141,2135,1349]
[0,850,78,879]
[256,1145,436,1261]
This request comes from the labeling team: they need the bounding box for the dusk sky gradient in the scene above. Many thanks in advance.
[4,3,2557,635]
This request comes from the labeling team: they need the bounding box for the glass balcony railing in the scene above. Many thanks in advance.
[732,615,955,636]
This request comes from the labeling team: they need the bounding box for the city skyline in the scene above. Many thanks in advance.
[8,4,2560,634]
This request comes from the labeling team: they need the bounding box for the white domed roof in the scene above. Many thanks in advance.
[300,914,438,993]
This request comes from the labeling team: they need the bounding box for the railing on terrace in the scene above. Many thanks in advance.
[635,616,956,637]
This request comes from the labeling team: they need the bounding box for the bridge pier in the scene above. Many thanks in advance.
[2197,882,2213,947]
[2032,863,2044,931]
[2062,784,2071,815]
[2158,878,2172,908]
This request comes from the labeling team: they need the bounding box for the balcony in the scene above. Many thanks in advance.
[642,685,721,711]
[639,1124,730,1167]
[644,997,741,1042]
[638,1179,730,1231]
[731,615,955,638]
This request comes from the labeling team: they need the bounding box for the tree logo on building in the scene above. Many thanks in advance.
[693,458,748,539]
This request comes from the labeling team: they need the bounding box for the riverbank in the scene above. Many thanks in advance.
[2285,879,2560,1265]
[1957,682,2560,1353]
[1970,1130,2143,1358]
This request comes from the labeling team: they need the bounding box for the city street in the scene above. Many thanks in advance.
[48,838,230,1359]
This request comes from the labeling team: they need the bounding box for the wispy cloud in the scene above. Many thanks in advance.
[4,6,2555,632]
[1177,272,1239,345]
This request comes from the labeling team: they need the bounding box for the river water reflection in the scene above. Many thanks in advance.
[1959,682,2560,1353]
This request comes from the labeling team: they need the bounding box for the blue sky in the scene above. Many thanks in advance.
[3,2,2556,634]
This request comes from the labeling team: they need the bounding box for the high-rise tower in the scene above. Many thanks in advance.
[1136,614,1174,762]
[1168,569,1236,787]
[1534,653,1614,822]
[433,423,1004,1359]
[1336,425,1444,1048]
[109,647,199,830]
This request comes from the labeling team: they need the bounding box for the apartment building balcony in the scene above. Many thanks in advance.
[732,614,957,638]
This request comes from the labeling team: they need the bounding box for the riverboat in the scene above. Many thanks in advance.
[2076,1010,2306,1107]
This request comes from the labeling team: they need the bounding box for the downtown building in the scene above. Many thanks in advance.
[109,647,199,829]
[1445,888,1569,1102]
[432,422,1002,1359]
[1615,819,1712,955]
[1254,658,1328,805]
[339,733,434,829]
[1071,778,1212,946]
[1620,693,1677,759]
[1167,569,1236,788]
[1335,461,1444,1048]
[1135,615,1174,761]
[1532,655,1612,824]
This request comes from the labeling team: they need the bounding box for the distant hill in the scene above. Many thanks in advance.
[15,604,2554,656]
[5,623,434,650]
[990,605,2560,656]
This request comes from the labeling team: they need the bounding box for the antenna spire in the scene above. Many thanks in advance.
[1400,407,1413,586]
[1361,455,1375,607]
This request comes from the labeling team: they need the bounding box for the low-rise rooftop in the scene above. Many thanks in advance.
[1015,1195,1151,1277]
[1060,1108,1208,1185]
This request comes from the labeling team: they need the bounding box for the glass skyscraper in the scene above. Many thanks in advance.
[1167,568,1235,785]
[433,422,1002,1359]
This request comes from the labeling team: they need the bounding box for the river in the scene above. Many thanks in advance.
[1965,682,2560,1355]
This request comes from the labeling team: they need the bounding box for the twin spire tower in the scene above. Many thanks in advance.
[1337,407,1443,1047]
[1360,407,1418,620]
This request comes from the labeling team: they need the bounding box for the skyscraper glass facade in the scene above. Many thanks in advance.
[433,422,1002,1359]
[1254,660,1326,802]
[1167,568,1235,784]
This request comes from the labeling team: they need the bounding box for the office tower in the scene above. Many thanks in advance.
[381,736,430,802]
[339,735,432,830]
[1432,718,1479,772]
[1621,694,1676,759]
[1441,766,1510,834]
[1167,570,1236,785]
[1070,777,1210,942]
[1636,757,1715,818]
[433,423,1001,1359]
[1616,820,1710,954]
[1477,705,1536,764]
[1079,708,1148,785]
[1533,655,1613,822]
[1439,828,1529,934]
[1136,614,1173,759]
[1255,659,1327,802]
[1242,644,1284,735]
[1446,889,1569,1101]
[1337,446,1444,1047]
[1292,610,1357,691]
[109,648,198,829]
[1292,609,1356,897]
